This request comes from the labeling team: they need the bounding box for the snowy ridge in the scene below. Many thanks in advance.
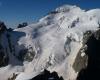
[0,5,100,80]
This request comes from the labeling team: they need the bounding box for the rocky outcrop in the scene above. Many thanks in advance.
[17,47,35,62]
[30,69,64,80]
[8,73,18,80]
[0,21,7,33]
[73,31,92,72]
[0,44,9,67]
[73,29,100,80]
[0,22,9,67]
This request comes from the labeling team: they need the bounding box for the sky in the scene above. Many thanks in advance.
[0,0,100,28]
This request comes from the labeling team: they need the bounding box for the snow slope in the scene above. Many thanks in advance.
[0,5,100,80]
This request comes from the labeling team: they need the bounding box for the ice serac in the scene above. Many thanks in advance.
[0,5,100,80]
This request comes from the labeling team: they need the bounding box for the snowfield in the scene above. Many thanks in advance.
[0,5,100,80]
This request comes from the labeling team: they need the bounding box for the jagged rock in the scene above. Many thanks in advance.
[8,73,18,80]
[0,44,9,67]
[0,21,7,33]
[30,69,64,80]
[17,49,28,61]
[76,29,100,80]
[7,28,13,32]
[17,48,35,62]
[73,31,92,72]
[17,22,28,28]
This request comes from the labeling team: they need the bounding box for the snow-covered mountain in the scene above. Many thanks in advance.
[0,5,100,80]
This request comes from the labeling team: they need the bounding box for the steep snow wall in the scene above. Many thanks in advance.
[0,5,100,80]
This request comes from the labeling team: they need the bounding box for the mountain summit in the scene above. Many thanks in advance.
[0,5,100,80]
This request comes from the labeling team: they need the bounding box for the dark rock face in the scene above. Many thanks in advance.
[17,49,28,61]
[73,31,92,72]
[17,47,35,62]
[30,69,64,80]
[76,29,100,80]
[0,22,9,67]
[0,44,9,67]
[0,21,7,33]
[73,48,88,73]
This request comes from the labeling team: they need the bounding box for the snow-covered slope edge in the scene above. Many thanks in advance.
[0,5,100,80]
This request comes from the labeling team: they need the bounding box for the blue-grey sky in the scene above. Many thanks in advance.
[0,0,100,28]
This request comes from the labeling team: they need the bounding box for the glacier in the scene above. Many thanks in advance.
[0,5,100,80]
